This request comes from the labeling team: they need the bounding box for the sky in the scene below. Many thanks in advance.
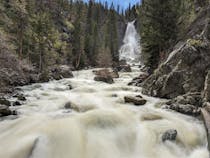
[83,0,141,11]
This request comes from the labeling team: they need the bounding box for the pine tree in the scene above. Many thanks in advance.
[140,0,178,71]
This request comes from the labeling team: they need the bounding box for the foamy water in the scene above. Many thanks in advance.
[0,67,208,158]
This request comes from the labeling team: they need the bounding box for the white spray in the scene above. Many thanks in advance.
[119,20,141,64]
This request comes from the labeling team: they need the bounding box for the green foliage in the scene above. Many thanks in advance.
[0,0,123,71]
[138,0,179,71]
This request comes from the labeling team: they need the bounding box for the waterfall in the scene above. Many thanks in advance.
[119,20,141,64]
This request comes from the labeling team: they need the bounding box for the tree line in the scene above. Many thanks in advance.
[0,0,124,72]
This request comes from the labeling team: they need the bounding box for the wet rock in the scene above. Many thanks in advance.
[128,73,149,86]
[164,104,201,116]
[167,92,203,107]
[201,103,210,151]
[13,101,22,106]
[94,76,114,84]
[124,96,147,106]
[116,65,132,72]
[0,105,16,117]
[17,94,26,101]
[93,69,119,79]
[68,84,73,90]
[51,65,73,80]
[203,70,210,102]
[93,69,116,84]
[162,129,177,142]
[0,98,11,106]
[113,60,132,72]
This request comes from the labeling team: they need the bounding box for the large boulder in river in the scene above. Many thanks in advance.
[124,96,147,106]
[93,69,117,84]
[94,76,114,84]
[93,69,119,78]
[0,97,11,106]
[142,37,210,99]
[0,105,16,117]
[50,65,73,80]
[162,129,177,142]
[164,103,201,116]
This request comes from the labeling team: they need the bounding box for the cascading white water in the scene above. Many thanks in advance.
[119,21,141,64]
[0,67,209,158]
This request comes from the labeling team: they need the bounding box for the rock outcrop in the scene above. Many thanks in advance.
[142,39,210,99]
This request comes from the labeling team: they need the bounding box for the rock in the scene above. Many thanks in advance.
[124,96,147,106]
[142,37,210,99]
[93,69,116,84]
[94,76,114,84]
[168,92,203,107]
[93,69,119,79]
[164,104,201,116]
[51,65,73,80]
[0,98,11,106]
[203,70,210,102]
[17,94,26,101]
[116,65,132,72]
[13,101,22,106]
[201,104,210,151]
[68,84,73,90]
[162,129,177,142]
[128,73,149,86]
[0,105,16,117]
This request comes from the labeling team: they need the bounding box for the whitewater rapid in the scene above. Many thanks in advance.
[0,67,209,158]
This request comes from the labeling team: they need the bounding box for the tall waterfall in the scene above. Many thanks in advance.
[119,20,141,64]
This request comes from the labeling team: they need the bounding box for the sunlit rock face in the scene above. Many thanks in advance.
[119,21,141,65]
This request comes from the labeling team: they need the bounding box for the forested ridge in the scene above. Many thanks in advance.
[1,0,210,93]
[0,0,125,71]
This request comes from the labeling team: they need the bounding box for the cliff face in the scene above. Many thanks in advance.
[142,6,210,103]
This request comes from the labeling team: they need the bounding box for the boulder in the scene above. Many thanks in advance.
[94,76,114,84]
[128,72,149,86]
[93,69,119,79]
[0,97,11,106]
[0,105,16,117]
[17,94,26,101]
[116,65,132,72]
[124,96,147,106]
[13,101,22,106]
[162,129,177,142]
[167,92,203,107]
[93,69,117,84]
[164,104,201,116]
[51,65,73,80]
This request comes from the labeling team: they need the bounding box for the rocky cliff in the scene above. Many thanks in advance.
[142,6,210,106]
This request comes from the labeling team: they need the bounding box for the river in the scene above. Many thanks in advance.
[0,67,209,158]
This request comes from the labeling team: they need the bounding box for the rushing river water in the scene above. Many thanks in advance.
[0,67,209,158]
